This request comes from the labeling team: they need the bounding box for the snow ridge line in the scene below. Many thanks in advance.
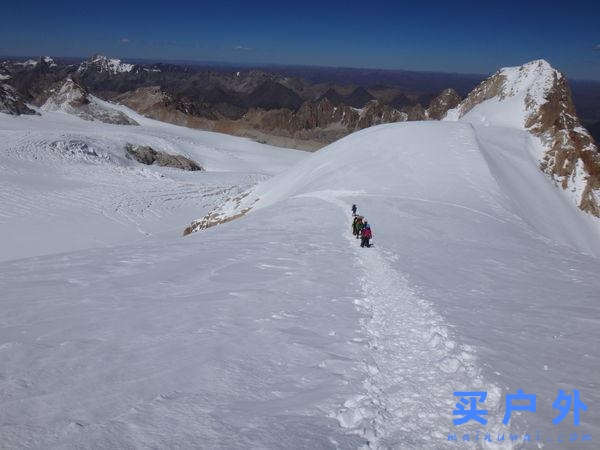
[298,191,511,449]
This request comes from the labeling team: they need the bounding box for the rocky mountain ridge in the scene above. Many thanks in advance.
[446,59,600,217]
[235,88,460,144]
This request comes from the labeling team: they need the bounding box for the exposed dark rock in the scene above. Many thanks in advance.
[356,101,407,129]
[0,83,38,115]
[125,144,204,171]
[426,88,461,120]
[528,73,600,216]
[240,97,409,145]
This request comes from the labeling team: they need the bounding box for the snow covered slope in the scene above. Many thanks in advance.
[0,106,304,261]
[2,80,600,447]
[182,120,600,445]
[444,59,556,129]
[2,113,599,447]
[195,121,600,256]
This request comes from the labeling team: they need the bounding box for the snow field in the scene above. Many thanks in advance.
[2,90,600,448]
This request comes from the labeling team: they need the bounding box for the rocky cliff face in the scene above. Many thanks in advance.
[0,83,37,115]
[446,59,600,217]
[426,88,461,120]
[530,75,600,217]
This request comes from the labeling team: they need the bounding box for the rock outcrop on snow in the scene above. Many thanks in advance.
[125,143,204,171]
[445,59,600,217]
[42,78,138,125]
[183,191,253,235]
[0,84,38,115]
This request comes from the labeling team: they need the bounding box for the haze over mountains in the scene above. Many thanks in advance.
[2,54,600,149]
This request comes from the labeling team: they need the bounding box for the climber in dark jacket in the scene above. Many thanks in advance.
[351,204,357,216]
[361,221,372,248]
[353,216,364,238]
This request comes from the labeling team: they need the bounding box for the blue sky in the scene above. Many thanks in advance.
[2,0,600,79]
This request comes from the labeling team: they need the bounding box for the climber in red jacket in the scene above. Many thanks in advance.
[360,221,372,248]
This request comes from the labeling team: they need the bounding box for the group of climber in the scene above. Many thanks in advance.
[351,204,372,248]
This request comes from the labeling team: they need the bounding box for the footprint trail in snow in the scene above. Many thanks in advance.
[305,192,511,448]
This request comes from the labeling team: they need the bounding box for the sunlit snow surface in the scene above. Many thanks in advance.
[0,107,304,261]
[1,108,599,448]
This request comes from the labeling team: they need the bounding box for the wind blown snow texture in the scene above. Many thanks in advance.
[1,107,599,448]
[0,105,304,261]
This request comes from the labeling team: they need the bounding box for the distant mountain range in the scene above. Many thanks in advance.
[1,54,599,149]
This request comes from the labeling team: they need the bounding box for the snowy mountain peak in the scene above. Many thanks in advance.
[13,56,57,69]
[444,59,559,128]
[78,54,135,75]
[41,56,57,67]
[445,59,600,218]
[43,77,88,109]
